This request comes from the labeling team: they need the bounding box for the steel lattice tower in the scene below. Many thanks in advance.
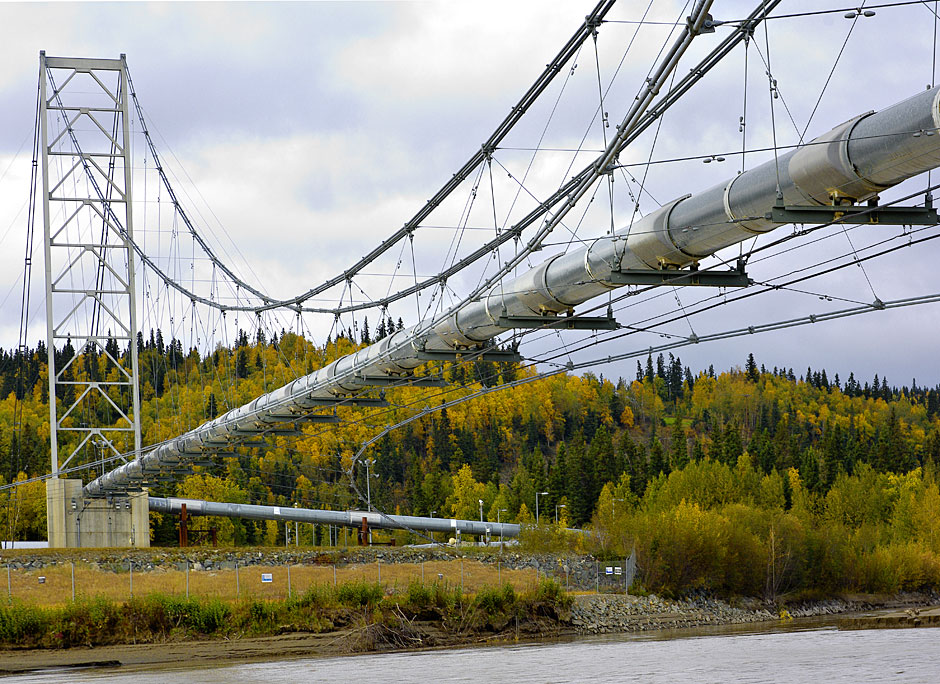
[40,53,142,485]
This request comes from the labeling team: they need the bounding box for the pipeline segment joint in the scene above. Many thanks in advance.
[623,194,694,268]
[788,112,885,204]
[509,253,572,315]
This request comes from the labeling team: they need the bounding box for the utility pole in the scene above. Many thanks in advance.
[365,458,375,511]
[364,458,376,544]
[536,491,548,524]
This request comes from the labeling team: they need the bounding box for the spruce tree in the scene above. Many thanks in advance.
[745,353,759,382]
[670,424,688,470]
[648,436,668,478]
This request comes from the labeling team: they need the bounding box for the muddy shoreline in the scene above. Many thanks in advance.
[1,592,936,676]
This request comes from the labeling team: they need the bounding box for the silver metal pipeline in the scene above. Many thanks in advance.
[148,497,520,538]
[86,86,940,497]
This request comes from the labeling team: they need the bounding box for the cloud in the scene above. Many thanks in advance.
[1,0,939,385]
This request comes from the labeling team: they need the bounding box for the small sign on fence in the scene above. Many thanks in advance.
[614,567,622,575]
[261,573,273,583]
[38,576,45,584]
[605,566,613,575]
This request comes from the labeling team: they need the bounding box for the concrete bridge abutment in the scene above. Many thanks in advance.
[46,479,150,548]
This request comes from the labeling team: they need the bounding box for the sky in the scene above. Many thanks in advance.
[1,0,940,389]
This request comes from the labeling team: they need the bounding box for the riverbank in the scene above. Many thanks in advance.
[0,590,936,676]
[841,604,940,629]
[568,591,940,634]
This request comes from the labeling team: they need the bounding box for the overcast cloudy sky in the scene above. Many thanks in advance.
[1,0,939,388]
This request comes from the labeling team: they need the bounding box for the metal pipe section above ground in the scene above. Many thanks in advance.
[86,86,940,497]
[148,497,521,538]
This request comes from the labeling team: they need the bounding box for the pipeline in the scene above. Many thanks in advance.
[86,86,940,497]
[148,497,520,539]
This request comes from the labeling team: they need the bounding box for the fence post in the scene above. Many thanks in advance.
[377,560,381,584]
[332,565,336,587]
[186,560,190,598]
[7,564,10,602]
[288,565,292,599]
[497,560,501,585]
[71,561,75,602]
[595,561,598,593]
[236,562,240,598]
[129,561,133,598]
[460,559,464,592]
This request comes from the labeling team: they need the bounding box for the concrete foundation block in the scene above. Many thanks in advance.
[46,478,150,548]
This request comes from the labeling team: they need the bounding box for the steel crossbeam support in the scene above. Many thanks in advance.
[354,373,448,388]
[766,201,938,226]
[498,313,621,330]
[414,348,522,363]
[302,396,389,407]
[609,265,751,288]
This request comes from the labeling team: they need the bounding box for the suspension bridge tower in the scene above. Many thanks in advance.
[39,54,149,547]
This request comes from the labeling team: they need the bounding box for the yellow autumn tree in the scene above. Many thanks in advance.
[178,473,249,544]
[445,464,486,520]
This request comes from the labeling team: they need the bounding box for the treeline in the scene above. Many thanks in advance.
[583,458,940,598]
[1,330,940,552]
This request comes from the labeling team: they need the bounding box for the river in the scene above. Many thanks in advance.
[12,623,937,683]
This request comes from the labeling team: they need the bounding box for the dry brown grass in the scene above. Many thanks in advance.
[4,558,541,606]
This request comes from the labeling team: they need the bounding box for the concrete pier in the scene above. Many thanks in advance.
[46,479,149,548]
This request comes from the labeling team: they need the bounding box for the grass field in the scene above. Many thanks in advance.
[4,557,541,606]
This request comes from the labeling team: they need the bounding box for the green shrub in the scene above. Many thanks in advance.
[474,583,517,616]
[49,597,121,647]
[121,594,229,636]
[529,578,571,609]
[403,580,433,611]
[244,598,278,628]
[403,579,462,614]
[288,584,334,610]
[336,581,384,608]
[124,594,171,637]
[0,602,48,645]
[519,524,584,554]
[191,599,229,633]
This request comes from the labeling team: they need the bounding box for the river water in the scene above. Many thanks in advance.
[13,623,938,683]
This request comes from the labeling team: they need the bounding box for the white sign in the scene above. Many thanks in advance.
[261,573,273,583]
[605,566,613,575]
[615,567,622,575]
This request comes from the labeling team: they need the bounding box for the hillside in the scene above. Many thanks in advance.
[1,329,939,595]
